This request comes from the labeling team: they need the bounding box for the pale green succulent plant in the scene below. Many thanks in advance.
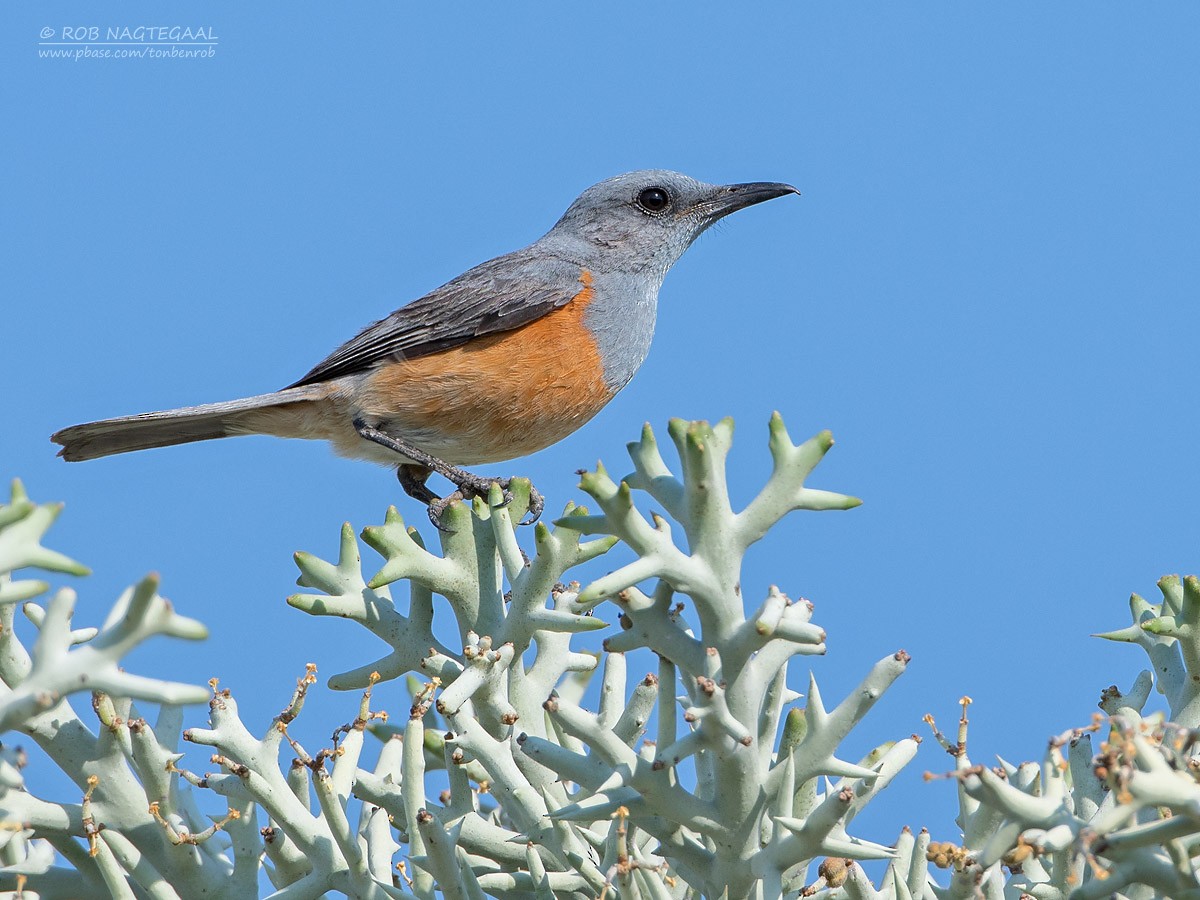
[0,416,1197,899]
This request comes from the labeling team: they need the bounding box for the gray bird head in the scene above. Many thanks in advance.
[545,170,798,276]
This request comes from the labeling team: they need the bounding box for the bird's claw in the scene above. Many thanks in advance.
[428,491,465,532]
[519,485,545,526]
[425,476,545,532]
[477,477,544,526]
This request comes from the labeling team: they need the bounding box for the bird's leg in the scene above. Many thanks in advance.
[353,418,495,491]
[354,419,544,528]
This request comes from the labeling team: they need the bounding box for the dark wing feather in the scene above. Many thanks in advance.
[287,251,580,388]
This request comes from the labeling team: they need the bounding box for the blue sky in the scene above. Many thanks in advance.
[6,3,1200,848]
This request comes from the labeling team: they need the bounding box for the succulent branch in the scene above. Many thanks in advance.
[0,418,913,899]
[921,586,1200,900]
[11,415,1193,898]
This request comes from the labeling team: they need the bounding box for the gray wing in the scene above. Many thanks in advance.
[287,250,582,388]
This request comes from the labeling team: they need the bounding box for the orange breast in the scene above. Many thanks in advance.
[358,271,614,465]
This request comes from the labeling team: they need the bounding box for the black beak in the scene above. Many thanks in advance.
[704,181,800,221]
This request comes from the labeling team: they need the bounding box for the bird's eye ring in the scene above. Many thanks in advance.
[636,187,671,214]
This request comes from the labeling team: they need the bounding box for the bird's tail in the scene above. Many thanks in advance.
[51,385,327,462]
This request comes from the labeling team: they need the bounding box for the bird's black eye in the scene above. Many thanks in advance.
[636,187,670,213]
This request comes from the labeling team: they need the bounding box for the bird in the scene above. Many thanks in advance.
[52,170,799,527]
